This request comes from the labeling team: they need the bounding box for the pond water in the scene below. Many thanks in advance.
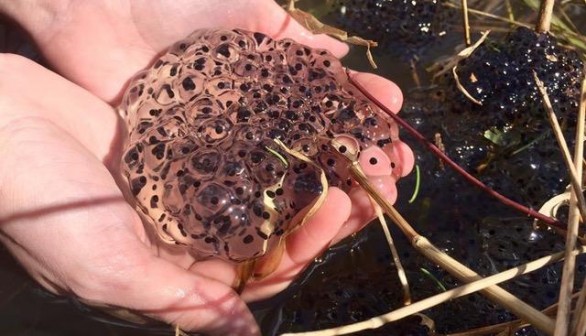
[1,1,586,335]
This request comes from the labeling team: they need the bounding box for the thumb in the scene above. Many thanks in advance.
[94,254,259,336]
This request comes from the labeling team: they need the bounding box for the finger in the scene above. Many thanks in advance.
[16,0,348,102]
[188,258,238,286]
[348,71,414,176]
[255,0,349,58]
[241,187,351,301]
[131,0,349,59]
[393,140,415,177]
[328,72,414,242]
[331,184,394,244]
[85,251,259,336]
[350,71,404,113]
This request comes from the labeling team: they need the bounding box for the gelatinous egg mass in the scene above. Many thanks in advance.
[119,29,402,262]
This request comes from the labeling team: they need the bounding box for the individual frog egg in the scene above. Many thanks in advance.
[189,54,213,74]
[233,54,262,77]
[194,117,233,145]
[189,148,223,180]
[309,49,344,78]
[234,124,264,144]
[250,31,276,52]
[315,148,352,189]
[175,73,205,101]
[211,40,241,64]
[247,149,288,188]
[184,96,222,124]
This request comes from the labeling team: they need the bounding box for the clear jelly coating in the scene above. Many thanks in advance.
[119,28,402,262]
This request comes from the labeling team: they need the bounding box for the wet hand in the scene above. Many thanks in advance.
[0,0,413,334]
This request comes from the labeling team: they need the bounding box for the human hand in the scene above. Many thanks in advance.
[0,0,414,335]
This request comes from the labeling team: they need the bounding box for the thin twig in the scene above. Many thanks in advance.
[536,0,555,33]
[443,2,532,29]
[372,201,412,305]
[347,73,565,230]
[461,0,471,46]
[534,73,586,222]
[552,75,584,336]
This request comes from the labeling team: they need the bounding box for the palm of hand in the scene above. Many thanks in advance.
[0,0,412,335]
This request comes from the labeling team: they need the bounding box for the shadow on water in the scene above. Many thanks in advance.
[1,1,586,335]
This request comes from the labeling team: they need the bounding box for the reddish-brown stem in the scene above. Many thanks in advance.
[347,74,565,230]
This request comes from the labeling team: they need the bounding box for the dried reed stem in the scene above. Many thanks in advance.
[534,73,586,223]
[536,0,555,33]
[570,75,586,336]
[552,74,585,336]
[573,277,586,336]
[461,0,471,46]
[554,86,586,336]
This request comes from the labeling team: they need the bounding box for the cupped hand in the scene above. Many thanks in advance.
[0,0,414,335]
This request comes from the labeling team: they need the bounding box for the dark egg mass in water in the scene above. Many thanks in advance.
[119,28,404,264]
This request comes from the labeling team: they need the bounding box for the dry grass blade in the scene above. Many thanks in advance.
[445,292,583,336]
[534,73,586,223]
[504,0,515,23]
[553,73,585,336]
[535,189,586,245]
[536,189,578,223]
[372,202,412,305]
[557,4,579,33]
[279,247,585,336]
[286,0,378,68]
[453,66,482,105]
[443,2,533,30]
[433,30,490,78]
[461,0,471,46]
[570,75,586,336]
[573,277,586,336]
[410,58,422,88]
[175,325,189,336]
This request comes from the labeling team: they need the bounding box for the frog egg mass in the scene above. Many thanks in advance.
[119,28,404,263]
